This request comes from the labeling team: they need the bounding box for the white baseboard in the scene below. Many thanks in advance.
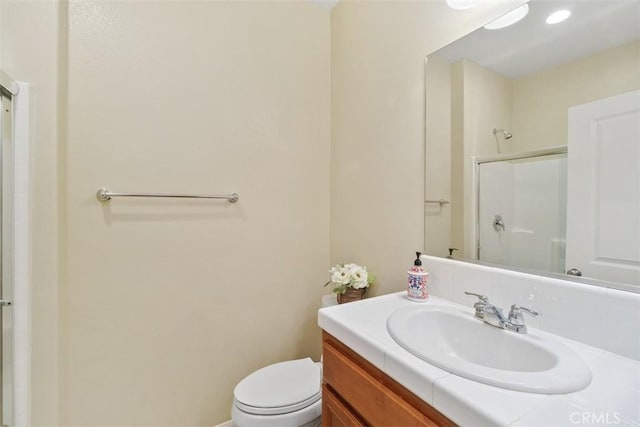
[213,421,233,427]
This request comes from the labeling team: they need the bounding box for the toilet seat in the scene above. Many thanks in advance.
[233,358,321,416]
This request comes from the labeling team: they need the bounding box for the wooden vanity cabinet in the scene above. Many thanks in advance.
[322,332,456,427]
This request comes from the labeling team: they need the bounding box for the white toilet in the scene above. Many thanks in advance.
[231,358,322,427]
[231,295,337,427]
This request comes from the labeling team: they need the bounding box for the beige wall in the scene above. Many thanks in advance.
[0,1,63,424]
[460,60,513,157]
[62,1,329,425]
[512,40,640,152]
[331,0,524,296]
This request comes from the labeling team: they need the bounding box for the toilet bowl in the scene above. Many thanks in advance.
[231,358,322,427]
[231,295,337,427]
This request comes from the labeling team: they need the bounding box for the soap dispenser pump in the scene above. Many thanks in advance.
[407,251,429,302]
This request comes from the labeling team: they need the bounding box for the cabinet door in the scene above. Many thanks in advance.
[322,385,366,427]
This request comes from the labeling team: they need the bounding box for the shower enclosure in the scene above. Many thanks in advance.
[476,150,568,273]
[0,74,15,426]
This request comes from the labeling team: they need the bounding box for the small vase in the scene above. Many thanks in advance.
[337,288,366,304]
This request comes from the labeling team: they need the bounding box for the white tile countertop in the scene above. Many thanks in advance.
[318,292,640,427]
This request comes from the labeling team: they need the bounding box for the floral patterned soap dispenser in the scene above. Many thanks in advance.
[407,251,429,302]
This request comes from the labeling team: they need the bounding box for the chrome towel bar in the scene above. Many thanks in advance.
[96,188,239,203]
[425,199,450,207]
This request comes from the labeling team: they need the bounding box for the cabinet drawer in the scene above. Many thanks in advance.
[323,338,439,427]
[322,384,366,427]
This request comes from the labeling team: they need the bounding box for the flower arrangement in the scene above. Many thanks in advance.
[324,263,375,295]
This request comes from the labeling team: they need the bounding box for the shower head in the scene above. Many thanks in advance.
[493,128,513,140]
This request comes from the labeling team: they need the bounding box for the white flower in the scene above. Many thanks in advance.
[325,263,373,293]
[330,265,351,285]
[349,266,369,289]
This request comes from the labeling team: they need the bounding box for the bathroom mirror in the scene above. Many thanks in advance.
[424,0,640,290]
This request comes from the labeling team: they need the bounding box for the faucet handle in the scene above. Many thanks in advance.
[510,304,539,317]
[507,304,539,334]
[465,291,489,319]
[464,291,488,302]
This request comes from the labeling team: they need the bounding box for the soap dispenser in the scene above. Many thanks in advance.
[407,252,429,302]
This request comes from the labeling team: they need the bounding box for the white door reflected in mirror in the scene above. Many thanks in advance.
[566,90,640,286]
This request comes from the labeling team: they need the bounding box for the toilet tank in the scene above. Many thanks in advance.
[321,295,338,308]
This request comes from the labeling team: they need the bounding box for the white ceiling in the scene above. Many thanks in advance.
[435,0,640,79]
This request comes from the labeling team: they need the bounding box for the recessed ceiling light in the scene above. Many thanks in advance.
[446,0,478,10]
[484,4,530,30]
[546,10,571,24]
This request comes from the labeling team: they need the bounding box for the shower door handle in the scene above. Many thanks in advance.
[0,300,11,307]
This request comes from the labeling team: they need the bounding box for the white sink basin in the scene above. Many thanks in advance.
[387,305,592,394]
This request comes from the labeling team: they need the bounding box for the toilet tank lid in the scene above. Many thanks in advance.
[234,358,320,409]
[322,294,338,308]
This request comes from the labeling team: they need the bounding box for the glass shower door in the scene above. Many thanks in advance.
[0,88,14,427]
[477,153,567,273]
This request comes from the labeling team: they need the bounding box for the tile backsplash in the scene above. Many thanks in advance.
[423,255,640,361]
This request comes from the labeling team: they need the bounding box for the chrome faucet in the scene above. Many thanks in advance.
[464,291,539,334]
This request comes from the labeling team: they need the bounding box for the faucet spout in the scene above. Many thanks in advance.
[483,304,508,329]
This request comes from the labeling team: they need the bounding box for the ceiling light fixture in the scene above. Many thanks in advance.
[484,4,530,30]
[446,0,478,10]
[546,10,571,24]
